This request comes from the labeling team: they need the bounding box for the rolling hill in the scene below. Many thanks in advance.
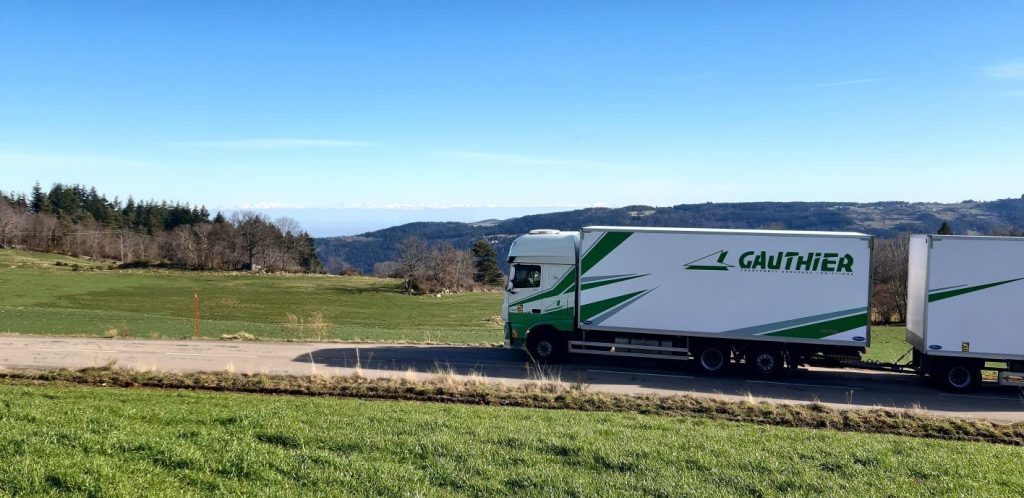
[315,197,1024,274]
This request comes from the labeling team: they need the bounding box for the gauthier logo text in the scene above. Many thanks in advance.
[685,250,855,274]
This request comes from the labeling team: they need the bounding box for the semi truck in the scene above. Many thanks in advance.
[502,226,1024,392]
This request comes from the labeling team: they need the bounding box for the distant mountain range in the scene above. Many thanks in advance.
[315,197,1024,274]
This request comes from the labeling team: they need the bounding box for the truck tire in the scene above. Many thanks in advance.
[526,329,566,364]
[935,361,981,393]
[694,344,730,376]
[747,348,785,377]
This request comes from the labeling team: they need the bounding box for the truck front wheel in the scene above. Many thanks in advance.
[934,361,981,393]
[526,329,566,364]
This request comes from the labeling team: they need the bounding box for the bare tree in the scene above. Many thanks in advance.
[274,217,301,237]
[274,217,302,262]
[232,211,276,270]
[450,248,476,292]
[429,243,476,292]
[872,234,909,324]
[0,201,17,248]
[172,225,198,267]
[208,220,236,269]
[373,261,401,277]
[393,239,477,293]
[397,237,431,292]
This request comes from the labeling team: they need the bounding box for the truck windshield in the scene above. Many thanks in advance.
[511,265,541,288]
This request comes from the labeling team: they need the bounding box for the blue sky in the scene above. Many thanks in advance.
[2,1,1023,235]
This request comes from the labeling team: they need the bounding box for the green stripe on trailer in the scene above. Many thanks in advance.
[928,277,1024,303]
[580,232,632,275]
[580,290,647,323]
[761,313,868,339]
[580,274,646,291]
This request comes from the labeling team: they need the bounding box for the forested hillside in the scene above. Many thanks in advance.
[316,197,1024,274]
[0,183,321,273]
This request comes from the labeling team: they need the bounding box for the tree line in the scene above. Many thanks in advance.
[370,237,506,294]
[0,183,322,273]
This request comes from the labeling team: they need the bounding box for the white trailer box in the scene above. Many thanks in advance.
[906,235,1024,361]
[577,227,874,347]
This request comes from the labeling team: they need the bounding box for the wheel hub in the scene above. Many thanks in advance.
[755,353,776,371]
[536,340,554,358]
[948,366,971,388]
[700,349,725,370]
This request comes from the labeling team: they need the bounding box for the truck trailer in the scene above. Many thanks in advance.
[503,226,874,378]
[906,234,1024,391]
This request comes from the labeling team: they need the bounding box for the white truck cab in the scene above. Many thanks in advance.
[502,230,579,349]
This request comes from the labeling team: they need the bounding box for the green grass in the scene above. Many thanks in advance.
[863,326,913,363]
[0,249,503,343]
[1,384,1022,496]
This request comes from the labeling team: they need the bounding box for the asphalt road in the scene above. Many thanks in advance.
[1,336,1022,423]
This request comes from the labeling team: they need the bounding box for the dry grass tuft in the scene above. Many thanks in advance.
[283,312,332,341]
[103,324,133,339]
[220,332,256,341]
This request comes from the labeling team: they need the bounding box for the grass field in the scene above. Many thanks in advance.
[0,248,919,358]
[1,383,1022,496]
[863,325,912,363]
[0,249,502,344]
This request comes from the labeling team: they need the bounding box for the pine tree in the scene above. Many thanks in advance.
[29,182,47,213]
[937,222,953,235]
[295,233,323,273]
[471,239,505,286]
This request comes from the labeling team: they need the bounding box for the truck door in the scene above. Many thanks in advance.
[508,263,544,315]
[542,264,575,318]
[507,262,578,345]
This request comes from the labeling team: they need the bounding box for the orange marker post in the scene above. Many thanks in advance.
[193,291,201,338]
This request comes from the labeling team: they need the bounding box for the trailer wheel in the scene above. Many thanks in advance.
[935,361,981,393]
[747,348,785,377]
[526,329,565,364]
[694,344,730,376]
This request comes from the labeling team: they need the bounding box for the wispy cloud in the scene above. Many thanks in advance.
[812,78,885,88]
[0,152,153,167]
[174,138,376,149]
[979,59,1024,80]
[435,150,614,168]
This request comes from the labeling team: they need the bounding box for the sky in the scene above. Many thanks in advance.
[2,1,1023,236]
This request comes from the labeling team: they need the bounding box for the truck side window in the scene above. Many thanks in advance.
[512,265,541,288]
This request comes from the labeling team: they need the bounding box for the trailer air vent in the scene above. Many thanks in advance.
[529,229,561,235]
